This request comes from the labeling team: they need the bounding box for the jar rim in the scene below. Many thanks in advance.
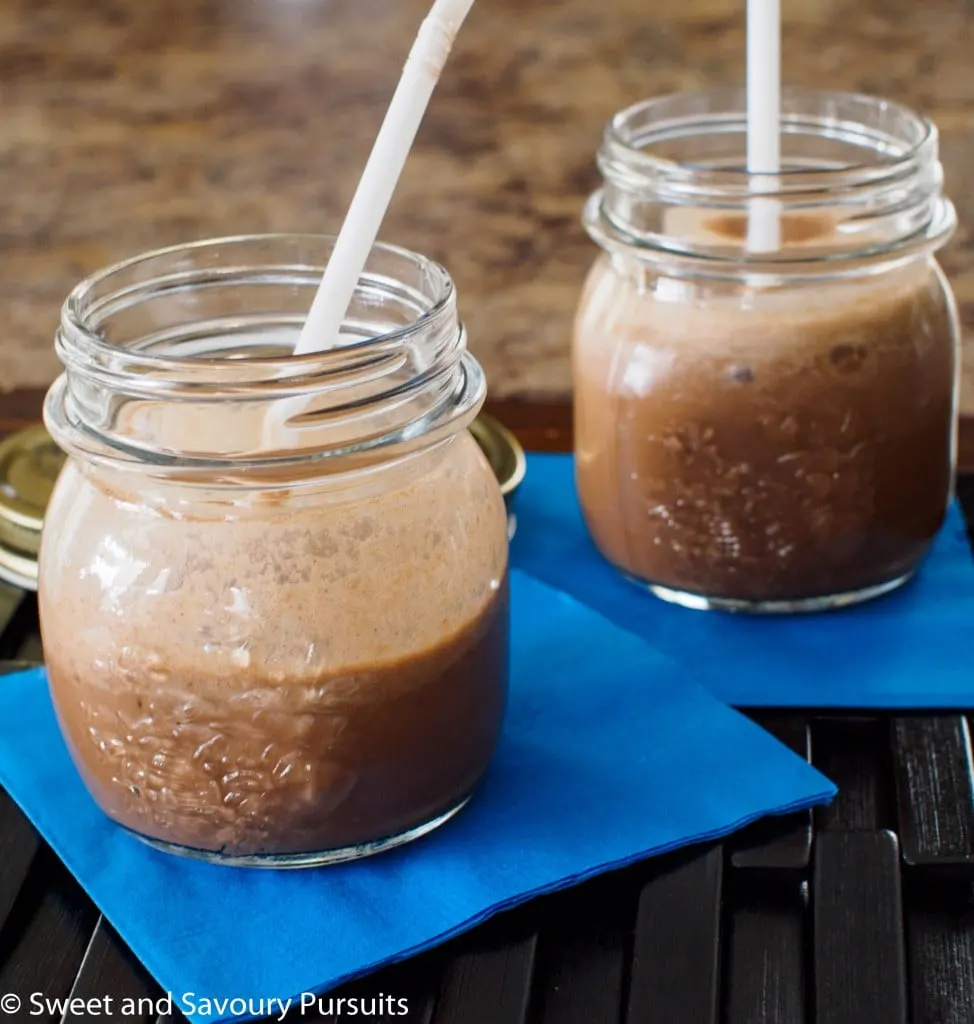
[602,87,936,195]
[60,233,456,381]
[46,234,485,480]
[588,87,955,275]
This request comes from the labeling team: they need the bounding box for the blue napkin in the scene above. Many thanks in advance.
[511,454,974,709]
[0,571,833,1024]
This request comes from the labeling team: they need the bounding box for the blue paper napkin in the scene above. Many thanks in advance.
[511,454,974,709]
[0,571,833,1024]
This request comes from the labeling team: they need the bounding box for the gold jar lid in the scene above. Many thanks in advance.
[469,414,526,505]
[0,425,66,590]
[469,414,526,541]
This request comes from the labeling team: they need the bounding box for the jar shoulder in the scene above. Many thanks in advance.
[573,256,959,372]
[39,433,508,675]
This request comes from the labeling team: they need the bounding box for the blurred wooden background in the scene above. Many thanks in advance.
[1,0,973,424]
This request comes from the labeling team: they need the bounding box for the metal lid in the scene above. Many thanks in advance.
[469,414,526,505]
[0,425,66,590]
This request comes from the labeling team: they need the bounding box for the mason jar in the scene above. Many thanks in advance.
[575,89,959,613]
[40,235,510,866]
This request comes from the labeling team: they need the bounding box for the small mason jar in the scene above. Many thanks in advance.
[575,89,960,613]
[40,235,510,866]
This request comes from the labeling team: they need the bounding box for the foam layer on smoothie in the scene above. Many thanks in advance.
[43,432,505,673]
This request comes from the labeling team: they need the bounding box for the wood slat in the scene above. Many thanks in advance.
[813,831,907,1024]
[812,719,894,832]
[61,917,160,1023]
[892,716,974,872]
[0,662,44,935]
[0,854,99,1020]
[536,879,631,1024]
[625,846,722,1024]
[537,923,624,1024]
[381,990,435,1024]
[433,932,536,1024]
[154,1006,189,1024]
[907,899,974,1024]
[0,787,40,934]
[306,950,442,1023]
[733,717,813,873]
[725,901,806,1024]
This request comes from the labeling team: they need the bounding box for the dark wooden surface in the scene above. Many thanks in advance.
[0,394,972,1022]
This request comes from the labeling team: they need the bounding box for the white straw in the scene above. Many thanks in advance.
[293,0,477,356]
[746,0,781,253]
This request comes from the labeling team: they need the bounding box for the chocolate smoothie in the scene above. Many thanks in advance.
[574,214,957,605]
[40,431,510,858]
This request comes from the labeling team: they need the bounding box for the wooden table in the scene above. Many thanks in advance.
[4,0,974,416]
[1,394,974,1023]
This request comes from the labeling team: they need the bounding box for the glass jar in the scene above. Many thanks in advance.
[40,235,510,866]
[575,89,959,613]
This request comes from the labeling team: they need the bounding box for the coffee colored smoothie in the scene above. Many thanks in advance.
[574,213,957,604]
[40,431,509,858]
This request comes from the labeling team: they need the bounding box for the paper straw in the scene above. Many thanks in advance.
[293,0,477,356]
[746,0,782,253]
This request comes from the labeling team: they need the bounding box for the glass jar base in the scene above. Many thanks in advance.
[126,794,472,869]
[628,572,915,614]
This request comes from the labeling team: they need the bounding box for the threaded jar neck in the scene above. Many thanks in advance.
[586,88,956,280]
[46,234,485,483]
